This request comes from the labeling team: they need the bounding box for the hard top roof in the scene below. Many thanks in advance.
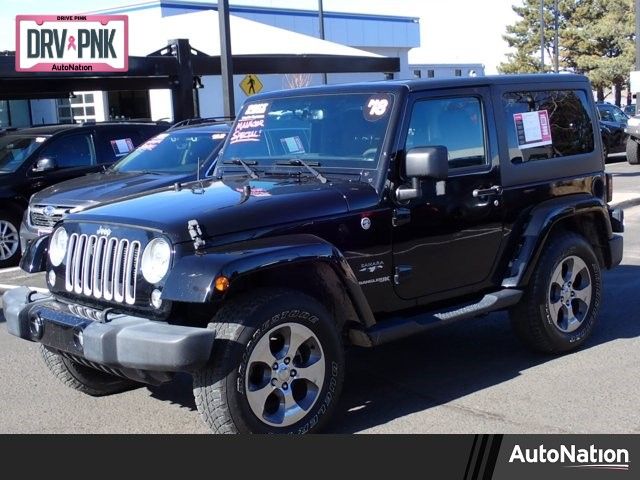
[247,74,592,101]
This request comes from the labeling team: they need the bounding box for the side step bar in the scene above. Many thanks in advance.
[350,289,522,347]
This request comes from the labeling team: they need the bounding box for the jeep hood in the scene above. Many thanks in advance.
[30,171,193,208]
[68,176,378,244]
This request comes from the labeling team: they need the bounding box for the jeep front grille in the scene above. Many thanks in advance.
[64,233,141,305]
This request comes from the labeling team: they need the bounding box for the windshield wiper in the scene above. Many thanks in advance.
[275,158,327,184]
[223,159,259,179]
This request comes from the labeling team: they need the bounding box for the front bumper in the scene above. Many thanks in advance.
[19,219,46,255]
[3,287,215,373]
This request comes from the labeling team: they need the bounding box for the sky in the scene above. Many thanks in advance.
[0,0,520,73]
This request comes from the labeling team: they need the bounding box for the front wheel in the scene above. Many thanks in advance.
[40,346,139,396]
[193,288,345,434]
[626,138,640,164]
[510,232,602,354]
[0,211,21,268]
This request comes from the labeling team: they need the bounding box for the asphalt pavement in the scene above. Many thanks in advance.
[0,159,639,433]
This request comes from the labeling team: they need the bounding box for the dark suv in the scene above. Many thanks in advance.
[20,121,229,252]
[0,122,167,267]
[596,102,629,159]
[5,75,624,434]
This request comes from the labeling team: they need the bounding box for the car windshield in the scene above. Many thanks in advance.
[114,130,226,174]
[218,92,395,171]
[0,135,43,173]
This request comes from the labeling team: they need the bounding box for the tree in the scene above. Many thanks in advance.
[499,0,635,106]
[499,0,573,74]
[563,0,634,104]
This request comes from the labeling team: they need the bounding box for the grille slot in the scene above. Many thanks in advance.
[65,233,141,305]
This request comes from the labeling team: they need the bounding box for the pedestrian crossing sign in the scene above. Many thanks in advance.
[240,74,263,96]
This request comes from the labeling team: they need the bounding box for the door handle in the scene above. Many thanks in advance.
[472,185,503,198]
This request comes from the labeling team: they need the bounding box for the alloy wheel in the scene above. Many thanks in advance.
[245,322,326,427]
[547,255,592,333]
[0,220,19,261]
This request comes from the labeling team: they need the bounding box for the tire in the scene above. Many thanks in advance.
[626,138,640,164]
[193,288,345,434]
[509,232,602,354]
[602,141,609,162]
[0,210,21,268]
[40,345,138,396]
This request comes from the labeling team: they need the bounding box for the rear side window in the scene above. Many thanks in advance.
[503,90,594,163]
[95,129,146,163]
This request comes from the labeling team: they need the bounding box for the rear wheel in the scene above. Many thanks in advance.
[510,232,602,354]
[626,138,640,164]
[40,345,138,396]
[193,288,345,434]
[0,211,20,268]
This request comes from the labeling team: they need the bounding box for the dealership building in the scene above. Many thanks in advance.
[0,0,485,127]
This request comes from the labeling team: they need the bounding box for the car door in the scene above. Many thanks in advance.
[392,88,505,300]
[27,131,99,195]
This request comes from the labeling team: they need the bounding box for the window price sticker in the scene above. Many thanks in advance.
[513,110,552,149]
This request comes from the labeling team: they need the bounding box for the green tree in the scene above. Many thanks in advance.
[563,0,634,104]
[499,0,573,74]
[500,0,635,106]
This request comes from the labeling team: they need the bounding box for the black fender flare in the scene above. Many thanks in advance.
[502,194,613,288]
[162,234,376,327]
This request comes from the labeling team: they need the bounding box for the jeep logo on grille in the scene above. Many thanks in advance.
[97,226,112,236]
[43,206,56,217]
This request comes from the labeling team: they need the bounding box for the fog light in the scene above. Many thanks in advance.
[151,289,163,309]
[29,315,44,340]
[215,276,230,292]
[47,270,56,286]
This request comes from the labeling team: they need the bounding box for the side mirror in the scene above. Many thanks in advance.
[396,146,449,201]
[33,157,57,173]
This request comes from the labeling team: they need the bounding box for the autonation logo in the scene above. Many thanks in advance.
[509,444,630,471]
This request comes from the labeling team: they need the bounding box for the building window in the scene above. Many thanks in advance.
[58,93,98,123]
[455,69,462,77]
[427,70,435,78]
[413,69,421,79]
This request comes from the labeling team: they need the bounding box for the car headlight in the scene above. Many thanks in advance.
[49,227,68,267]
[141,238,172,284]
[627,116,640,127]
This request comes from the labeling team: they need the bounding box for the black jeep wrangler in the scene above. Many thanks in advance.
[4,75,624,434]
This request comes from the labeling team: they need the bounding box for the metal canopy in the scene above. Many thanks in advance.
[0,39,400,120]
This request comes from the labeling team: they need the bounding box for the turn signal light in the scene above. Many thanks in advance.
[215,276,230,292]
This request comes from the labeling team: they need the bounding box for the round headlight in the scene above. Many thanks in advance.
[141,238,172,284]
[49,227,68,267]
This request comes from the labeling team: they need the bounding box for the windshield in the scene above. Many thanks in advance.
[0,135,43,173]
[219,92,394,171]
[114,130,227,174]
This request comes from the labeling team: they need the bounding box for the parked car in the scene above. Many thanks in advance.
[0,121,167,267]
[596,102,629,159]
[623,104,636,116]
[625,115,640,164]
[20,121,230,253]
[5,74,624,434]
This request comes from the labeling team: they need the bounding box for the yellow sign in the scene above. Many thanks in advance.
[240,74,263,96]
